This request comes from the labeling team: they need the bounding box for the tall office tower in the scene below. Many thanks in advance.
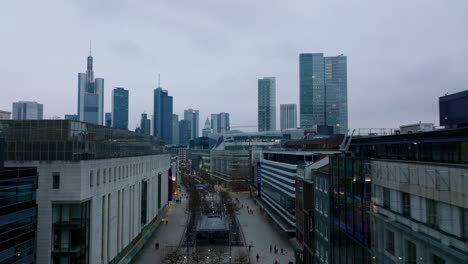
[258,77,276,131]
[179,120,191,146]
[140,113,151,136]
[105,113,112,127]
[172,114,180,145]
[12,101,43,120]
[184,109,199,139]
[299,53,347,134]
[77,47,104,125]
[280,104,298,130]
[202,117,212,137]
[153,87,173,144]
[112,88,129,130]
[210,113,230,134]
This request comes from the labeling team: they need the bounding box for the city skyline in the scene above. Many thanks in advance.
[1,1,467,131]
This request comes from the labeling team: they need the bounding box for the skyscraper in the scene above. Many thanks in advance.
[258,77,276,131]
[299,53,347,134]
[172,114,180,145]
[112,87,129,130]
[153,87,173,144]
[12,101,43,120]
[202,117,212,137]
[140,113,151,136]
[105,113,112,127]
[210,113,230,134]
[77,46,104,125]
[179,120,191,146]
[184,109,199,139]
[280,104,297,130]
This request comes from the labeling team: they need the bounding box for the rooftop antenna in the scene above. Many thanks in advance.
[158,73,161,87]
[89,40,92,56]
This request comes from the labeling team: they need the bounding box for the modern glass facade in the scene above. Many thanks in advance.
[0,167,37,264]
[0,120,164,161]
[184,109,199,139]
[112,88,129,130]
[178,120,191,146]
[140,113,151,136]
[77,53,104,125]
[280,104,298,130]
[171,114,179,145]
[51,202,90,264]
[211,112,230,134]
[12,101,43,120]
[105,112,111,127]
[153,88,173,144]
[258,77,276,132]
[299,53,347,134]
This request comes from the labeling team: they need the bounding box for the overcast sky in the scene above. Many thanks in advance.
[1,0,467,132]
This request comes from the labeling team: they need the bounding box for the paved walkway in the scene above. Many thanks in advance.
[236,192,295,264]
[132,191,189,263]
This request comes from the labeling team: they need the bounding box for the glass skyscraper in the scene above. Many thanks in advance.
[280,104,297,130]
[112,87,129,130]
[211,112,230,134]
[77,49,104,125]
[258,77,276,132]
[172,114,179,145]
[12,101,43,120]
[140,113,151,136]
[153,87,173,144]
[184,109,199,139]
[299,53,347,134]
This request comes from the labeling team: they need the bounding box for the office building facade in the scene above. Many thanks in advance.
[112,88,129,130]
[439,89,468,128]
[184,109,199,139]
[77,51,104,125]
[12,101,43,120]
[65,114,78,121]
[105,113,112,127]
[211,113,230,134]
[140,113,151,136]
[179,120,191,146]
[280,104,298,130]
[202,117,212,137]
[172,114,179,145]
[258,77,276,132]
[0,110,11,120]
[299,53,347,134]
[0,120,169,264]
[153,88,173,144]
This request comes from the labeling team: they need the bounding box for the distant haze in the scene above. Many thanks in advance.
[1,0,467,131]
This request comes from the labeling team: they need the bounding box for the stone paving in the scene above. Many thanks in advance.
[235,192,295,264]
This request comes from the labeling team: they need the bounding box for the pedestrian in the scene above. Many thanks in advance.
[274,245,277,252]
[281,248,283,255]
[249,244,252,252]
[166,220,168,225]
[256,254,259,262]
[275,260,278,264]
[242,204,244,208]
[270,245,272,253]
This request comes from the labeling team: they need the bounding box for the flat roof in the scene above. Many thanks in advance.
[196,215,229,232]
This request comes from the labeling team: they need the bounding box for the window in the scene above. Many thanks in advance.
[405,240,417,264]
[90,171,94,187]
[427,199,438,227]
[52,172,60,189]
[432,254,445,264]
[97,170,100,186]
[402,192,410,217]
[103,169,106,184]
[385,229,395,255]
[114,167,117,181]
[108,168,112,182]
[383,187,390,209]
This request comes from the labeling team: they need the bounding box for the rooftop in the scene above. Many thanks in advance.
[195,215,229,232]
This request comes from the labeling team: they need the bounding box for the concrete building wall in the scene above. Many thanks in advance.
[7,154,170,264]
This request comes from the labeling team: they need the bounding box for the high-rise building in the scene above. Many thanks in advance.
[210,113,230,134]
[172,114,180,145]
[0,110,11,120]
[179,120,191,146]
[140,113,151,136]
[258,77,276,132]
[280,104,297,130]
[112,88,129,130]
[12,101,43,120]
[299,53,347,134]
[153,87,173,144]
[105,113,112,127]
[439,89,468,128]
[202,117,212,137]
[184,109,199,139]
[77,47,104,125]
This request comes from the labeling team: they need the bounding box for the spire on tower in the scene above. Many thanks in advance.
[89,40,92,56]
[158,73,161,88]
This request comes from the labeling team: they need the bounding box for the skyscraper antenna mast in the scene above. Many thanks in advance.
[89,40,92,56]
[158,73,160,87]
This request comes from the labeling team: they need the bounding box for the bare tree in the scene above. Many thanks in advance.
[232,249,249,264]
[208,248,226,264]
[190,248,206,264]
[161,247,186,264]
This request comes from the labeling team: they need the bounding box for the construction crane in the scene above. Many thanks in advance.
[229,125,257,129]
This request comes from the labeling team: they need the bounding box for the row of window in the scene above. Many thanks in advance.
[315,243,329,264]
